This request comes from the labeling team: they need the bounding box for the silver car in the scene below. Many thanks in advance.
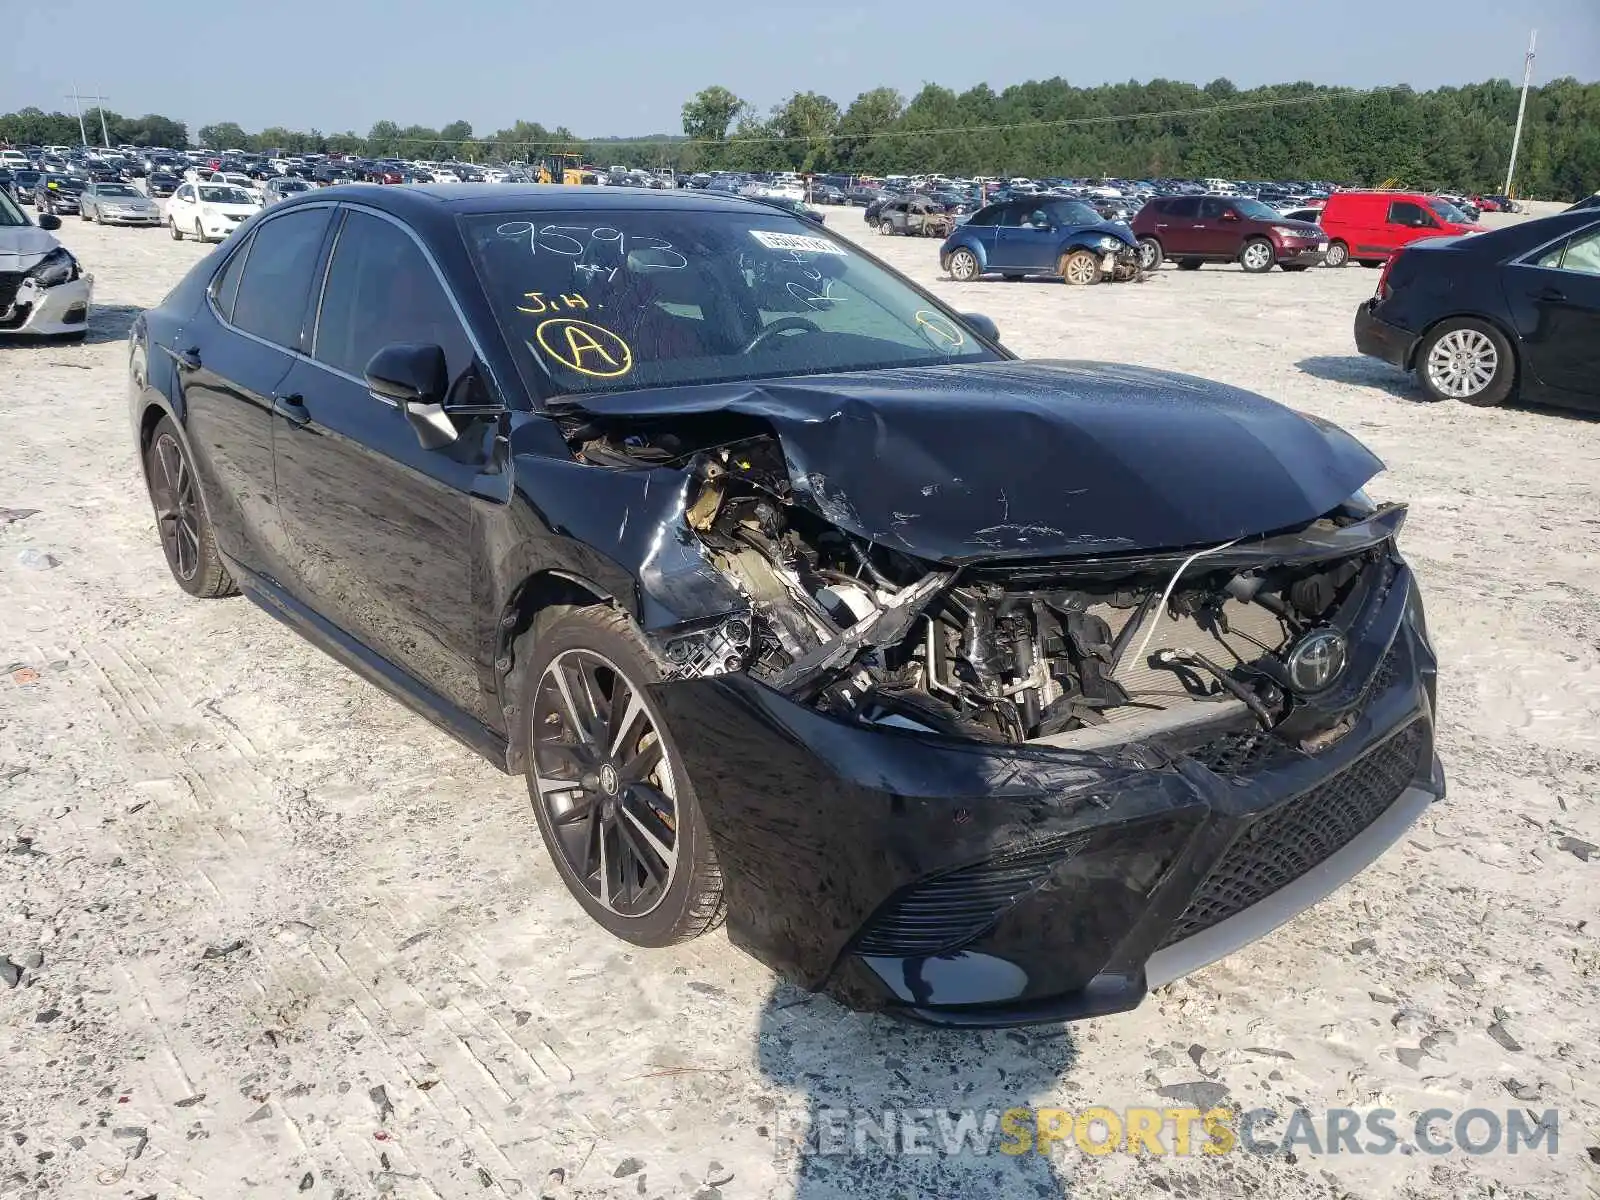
[81,182,161,227]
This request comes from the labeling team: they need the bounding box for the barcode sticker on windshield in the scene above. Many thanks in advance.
[750,230,847,255]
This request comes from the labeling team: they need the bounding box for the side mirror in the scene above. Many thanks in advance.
[37,212,61,230]
[961,312,1001,344]
[365,343,458,450]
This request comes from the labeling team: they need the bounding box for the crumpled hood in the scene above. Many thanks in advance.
[559,360,1383,562]
[0,225,61,274]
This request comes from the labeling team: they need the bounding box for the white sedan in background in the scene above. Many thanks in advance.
[165,182,260,243]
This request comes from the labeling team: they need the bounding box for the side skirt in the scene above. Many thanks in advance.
[230,559,513,773]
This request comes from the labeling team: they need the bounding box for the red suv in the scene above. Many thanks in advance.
[1132,195,1327,273]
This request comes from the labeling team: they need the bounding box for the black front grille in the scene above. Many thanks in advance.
[1189,730,1290,776]
[1159,720,1428,949]
[854,833,1090,958]
[0,271,24,314]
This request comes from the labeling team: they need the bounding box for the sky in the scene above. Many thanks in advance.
[4,0,1597,139]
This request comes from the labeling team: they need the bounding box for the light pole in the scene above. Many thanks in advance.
[1503,29,1537,198]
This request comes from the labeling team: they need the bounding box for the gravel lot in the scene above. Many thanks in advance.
[1,200,1597,1200]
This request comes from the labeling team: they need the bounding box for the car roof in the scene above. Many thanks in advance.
[296,182,772,219]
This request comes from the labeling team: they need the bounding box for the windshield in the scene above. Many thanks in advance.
[465,209,999,396]
[0,190,28,227]
[97,184,138,197]
[1427,198,1469,224]
[1046,200,1103,226]
[199,186,255,205]
[1232,198,1283,220]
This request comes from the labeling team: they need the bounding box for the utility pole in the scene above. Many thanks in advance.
[1503,29,1536,198]
[64,87,113,146]
[68,85,88,147]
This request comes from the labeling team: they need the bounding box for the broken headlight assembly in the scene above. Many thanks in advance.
[27,247,80,288]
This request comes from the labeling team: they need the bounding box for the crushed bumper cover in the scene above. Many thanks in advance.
[0,275,92,337]
[646,585,1440,1027]
[1354,300,1415,369]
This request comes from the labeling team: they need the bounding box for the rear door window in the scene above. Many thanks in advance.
[229,208,332,349]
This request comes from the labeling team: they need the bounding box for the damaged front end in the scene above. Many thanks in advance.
[552,383,1442,1024]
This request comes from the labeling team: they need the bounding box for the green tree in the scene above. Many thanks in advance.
[196,122,249,150]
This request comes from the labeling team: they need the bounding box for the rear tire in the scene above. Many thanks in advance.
[514,605,726,947]
[1176,259,1203,271]
[1058,249,1100,285]
[143,417,237,598]
[1415,318,1515,407]
[1324,240,1349,268]
[1137,237,1163,270]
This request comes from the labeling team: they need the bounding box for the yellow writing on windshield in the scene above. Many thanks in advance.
[534,318,634,378]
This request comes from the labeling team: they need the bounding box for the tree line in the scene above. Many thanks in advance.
[4,73,1597,199]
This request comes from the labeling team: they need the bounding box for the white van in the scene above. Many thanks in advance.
[0,189,93,340]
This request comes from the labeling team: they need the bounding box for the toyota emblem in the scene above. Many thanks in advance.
[1286,629,1348,693]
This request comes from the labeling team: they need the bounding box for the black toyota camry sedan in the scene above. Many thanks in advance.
[129,185,1443,1026]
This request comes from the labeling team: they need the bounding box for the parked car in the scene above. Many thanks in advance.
[80,180,162,226]
[875,196,952,238]
[1565,193,1600,213]
[165,182,261,242]
[127,185,1441,1024]
[941,197,1138,284]
[0,188,92,340]
[1131,196,1327,273]
[846,186,880,207]
[36,175,86,217]
[1354,208,1600,410]
[262,176,314,206]
[146,170,182,198]
[11,169,42,204]
[1318,191,1485,268]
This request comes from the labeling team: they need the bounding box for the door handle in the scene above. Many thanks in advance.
[1534,286,1567,302]
[272,392,311,428]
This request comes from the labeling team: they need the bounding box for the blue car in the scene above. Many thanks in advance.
[940,197,1140,284]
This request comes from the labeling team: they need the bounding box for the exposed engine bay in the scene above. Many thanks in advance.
[569,419,1395,747]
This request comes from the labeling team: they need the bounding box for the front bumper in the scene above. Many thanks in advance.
[1277,243,1328,265]
[98,210,162,225]
[647,575,1440,1027]
[1354,300,1416,369]
[0,274,93,337]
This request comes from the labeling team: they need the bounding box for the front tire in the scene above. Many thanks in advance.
[143,417,236,598]
[170,219,183,241]
[1416,319,1515,407]
[194,219,206,244]
[1137,237,1163,271]
[515,606,725,946]
[947,247,981,281]
[1324,240,1349,268]
[1059,249,1100,285]
[1240,238,1275,273]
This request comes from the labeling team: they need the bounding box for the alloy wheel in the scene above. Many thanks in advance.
[1425,328,1498,398]
[949,250,979,281]
[149,433,201,581]
[1242,242,1273,271]
[531,648,679,918]
[1139,241,1160,269]
[1063,253,1098,285]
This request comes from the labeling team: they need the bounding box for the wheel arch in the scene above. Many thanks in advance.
[496,568,622,770]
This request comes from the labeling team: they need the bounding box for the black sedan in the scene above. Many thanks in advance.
[128,185,1442,1026]
[1355,209,1600,410]
[36,175,85,216]
[146,170,182,198]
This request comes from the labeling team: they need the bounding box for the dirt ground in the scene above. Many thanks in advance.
[1,199,1597,1200]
